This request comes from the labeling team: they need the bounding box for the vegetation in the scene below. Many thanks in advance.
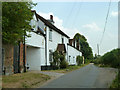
[43,64,89,73]
[74,33,93,60]
[110,73,120,88]
[76,55,83,66]
[2,72,51,88]
[51,51,68,69]
[93,48,120,68]
[50,51,60,69]
[2,2,36,44]
[93,48,120,88]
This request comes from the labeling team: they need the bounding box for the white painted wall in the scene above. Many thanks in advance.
[26,46,41,70]
[38,19,45,31]
[67,45,82,65]
[40,47,46,66]
[46,27,69,66]
[26,32,45,48]
[29,13,38,31]
[26,31,46,67]
[27,15,81,68]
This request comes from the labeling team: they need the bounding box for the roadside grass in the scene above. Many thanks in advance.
[110,74,120,88]
[2,72,51,88]
[42,63,89,73]
[94,64,112,68]
[94,63,120,89]
[0,76,2,89]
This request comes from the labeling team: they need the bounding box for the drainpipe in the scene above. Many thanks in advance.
[45,36,47,68]
[44,26,48,69]
[67,43,68,62]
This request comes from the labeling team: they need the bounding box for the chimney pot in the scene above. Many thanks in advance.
[50,15,53,21]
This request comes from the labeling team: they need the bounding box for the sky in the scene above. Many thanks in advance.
[32,1,118,56]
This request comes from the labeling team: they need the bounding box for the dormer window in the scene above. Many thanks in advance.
[49,28,52,41]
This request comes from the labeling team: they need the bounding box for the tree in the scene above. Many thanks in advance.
[2,2,36,44]
[100,48,120,68]
[74,33,93,59]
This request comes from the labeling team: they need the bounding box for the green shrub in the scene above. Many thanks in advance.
[59,54,68,69]
[60,60,68,69]
[100,48,120,68]
[110,74,120,88]
[93,48,120,68]
[50,51,68,69]
[93,58,101,64]
[50,51,60,70]
[76,55,83,66]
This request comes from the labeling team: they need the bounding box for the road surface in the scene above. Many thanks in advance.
[41,63,118,88]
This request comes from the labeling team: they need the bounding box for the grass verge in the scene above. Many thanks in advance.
[110,74,120,88]
[94,63,120,89]
[94,64,112,68]
[2,72,51,88]
[42,63,89,73]
[0,76,2,89]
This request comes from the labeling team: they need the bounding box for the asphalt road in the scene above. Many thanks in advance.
[41,63,118,88]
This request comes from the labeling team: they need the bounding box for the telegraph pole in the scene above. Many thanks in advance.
[97,44,99,56]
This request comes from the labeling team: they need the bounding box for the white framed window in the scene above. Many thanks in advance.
[49,28,52,41]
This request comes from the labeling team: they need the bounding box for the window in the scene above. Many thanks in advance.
[62,37,64,44]
[49,29,52,41]
[69,56,71,62]
[49,50,53,62]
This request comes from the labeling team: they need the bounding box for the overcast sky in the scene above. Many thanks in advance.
[32,1,118,56]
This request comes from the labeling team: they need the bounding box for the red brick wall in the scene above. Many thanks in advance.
[19,42,26,73]
[3,43,26,75]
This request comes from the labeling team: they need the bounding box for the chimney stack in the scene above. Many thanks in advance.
[50,15,53,21]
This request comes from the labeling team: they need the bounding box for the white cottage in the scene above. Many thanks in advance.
[26,10,82,70]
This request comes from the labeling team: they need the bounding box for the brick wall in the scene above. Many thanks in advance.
[19,42,26,73]
[2,43,26,75]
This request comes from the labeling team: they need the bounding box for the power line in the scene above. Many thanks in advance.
[71,1,83,29]
[99,0,111,46]
[64,1,77,27]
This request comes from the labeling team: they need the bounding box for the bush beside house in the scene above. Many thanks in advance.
[76,55,83,66]
[51,51,68,69]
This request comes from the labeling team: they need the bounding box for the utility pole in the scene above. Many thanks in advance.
[97,44,99,56]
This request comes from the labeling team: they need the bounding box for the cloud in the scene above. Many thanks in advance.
[111,11,118,17]
[38,12,82,38]
[82,22,101,31]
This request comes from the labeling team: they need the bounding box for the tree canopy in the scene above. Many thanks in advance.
[74,33,93,59]
[2,2,36,44]
[100,48,120,68]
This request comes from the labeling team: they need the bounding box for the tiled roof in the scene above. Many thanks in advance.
[32,10,70,38]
